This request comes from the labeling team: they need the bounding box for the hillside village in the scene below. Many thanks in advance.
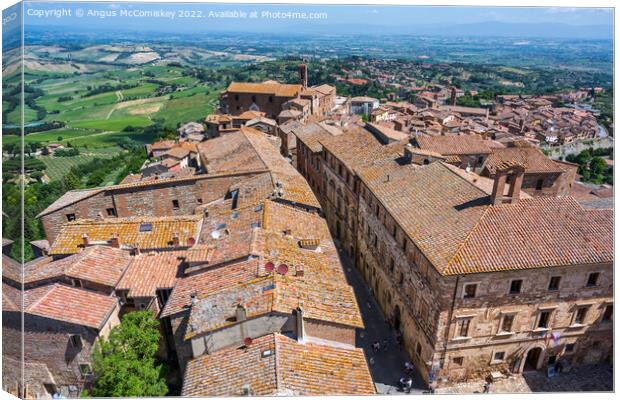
[2,64,614,397]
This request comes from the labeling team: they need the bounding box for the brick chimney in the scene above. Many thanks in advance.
[172,232,180,247]
[82,234,89,247]
[298,63,308,88]
[110,234,120,248]
[491,162,525,205]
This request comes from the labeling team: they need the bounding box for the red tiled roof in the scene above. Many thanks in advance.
[161,259,260,318]
[49,215,203,255]
[182,333,374,397]
[116,251,185,298]
[24,246,131,287]
[446,197,614,275]
[415,134,499,155]
[25,284,118,329]
[2,254,22,284]
[484,146,564,175]
[2,282,21,312]
[226,82,301,98]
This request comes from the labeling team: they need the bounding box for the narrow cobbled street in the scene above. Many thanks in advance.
[336,246,427,395]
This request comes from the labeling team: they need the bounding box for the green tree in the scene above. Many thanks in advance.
[62,171,81,191]
[83,311,168,397]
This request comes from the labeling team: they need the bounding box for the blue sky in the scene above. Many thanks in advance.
[21,2,614,35]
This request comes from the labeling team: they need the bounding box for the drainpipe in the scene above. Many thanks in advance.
[296,305,305,344]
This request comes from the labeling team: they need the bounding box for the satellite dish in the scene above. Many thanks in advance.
[277,264,289,275]
[211,230,221,239]
[188,237,196,246]
[244,337,253,347]
[265,262,274,272]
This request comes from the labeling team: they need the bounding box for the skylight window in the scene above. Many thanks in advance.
[139,223,153,232]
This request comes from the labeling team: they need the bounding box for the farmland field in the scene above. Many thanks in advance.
[40,147,122,182]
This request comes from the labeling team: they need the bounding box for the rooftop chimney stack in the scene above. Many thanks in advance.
[172,232,180,247]
[82,234,89,247]
[235,304,247,322]
[299,63,308,88]
[490,162,525,205]
[110,234,120,248]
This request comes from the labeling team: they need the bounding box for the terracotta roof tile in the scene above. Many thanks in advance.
[25,246,131,287]
[25,284,117,329]
[161,259,260,318]
[484,146,564,175]
[49,215,203,255]
[162,147,191,160]
[116,251,185,298]
[415,134,499,155]
[241,127,320,208]
[262,201,331,240]
[2,254,22,284]
[446,197,614,275]
[226,82,302,98]
[182,334,278,396]
[2,282,21,312]
[182,333,374,397]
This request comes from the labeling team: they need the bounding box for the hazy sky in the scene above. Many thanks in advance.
[21,2,614,34]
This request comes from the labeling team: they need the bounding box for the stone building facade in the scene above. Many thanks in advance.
[294,126,613,386]
[37,172,263,243]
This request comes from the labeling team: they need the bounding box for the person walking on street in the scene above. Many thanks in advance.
[483,381,491,394]
[400,376,413,393]
[405,361,414,374]
[372,340,381,352]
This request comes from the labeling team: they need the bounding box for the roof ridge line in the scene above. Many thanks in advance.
[239,127,272,173]
[25,283,58,312]
[439,162,490,198]
[443,205,494,276]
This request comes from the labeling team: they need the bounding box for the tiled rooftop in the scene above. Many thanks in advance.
[116,250,186,298]
[294,122,344,152]
[484,145,565,175]
[25,245,131,287]
[25,284,118,329]
[360,160,612,275]
[49,215,203,255]
[161,259,260,318]
[446,197,614,275]
[226,82,302,98]
[2,254,22,284]
[182,333,375,397]
[185,229,362,337]
[415,134,500,155]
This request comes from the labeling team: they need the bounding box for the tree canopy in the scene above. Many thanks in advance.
[82,311,168,398]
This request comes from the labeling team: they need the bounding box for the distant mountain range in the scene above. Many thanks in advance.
[286,21,613,39]
[25,20,613,40]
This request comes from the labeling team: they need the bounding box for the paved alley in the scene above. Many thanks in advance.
[336,247,427,395]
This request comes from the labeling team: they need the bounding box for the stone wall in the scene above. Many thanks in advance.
[225,93,296,119]
[41,173,256,243]
[3,311,109,395]
[304,319,356,346]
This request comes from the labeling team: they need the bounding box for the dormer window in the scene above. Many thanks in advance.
[139,223,153,232]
